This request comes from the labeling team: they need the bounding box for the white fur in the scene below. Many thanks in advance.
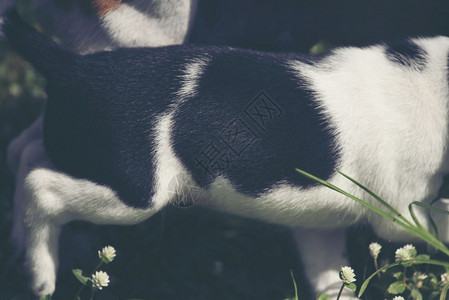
[29,0,196,54]
[294,228,357,299]
[289,37,449,240]
[101,0,197,48]
[153,58,211,205]
[177,57,211,99]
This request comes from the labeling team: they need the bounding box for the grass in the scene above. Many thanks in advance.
[297,169,449,300]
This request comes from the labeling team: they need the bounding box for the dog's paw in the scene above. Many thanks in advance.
[31,271,56,297]
[25,221,60,297]
[27,246,57,297]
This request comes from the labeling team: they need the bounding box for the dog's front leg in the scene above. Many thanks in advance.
[293,227,358,300]
[20,155,164,296]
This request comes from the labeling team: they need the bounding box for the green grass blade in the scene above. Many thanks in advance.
[411,201,449,215]
[410,201,449,239]
[296,169,449,256]
[296,169,414,230]
[408,203,424,229]
[335,170,412,226]
[429,213,440,240]
[290,270,299,300]
[358,262,401,296]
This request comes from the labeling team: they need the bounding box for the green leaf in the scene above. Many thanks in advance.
[411,288,423,300]
[345,282,357,292]
[387,281,406,294]
[39,295,52,300]
[289,270,299,300]
[316,294,330,300]
[72,269,90,286]
[393,271,404,279]
[415,254,430,260]
[430,291,441,300]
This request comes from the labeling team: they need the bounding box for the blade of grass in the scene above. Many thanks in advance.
[358,262,401,296]
[411,201,449,215]
[290,270,299,300]
[411,201,449,239]
[336,170,448,251]
[336,170,413,226]
[296,169,421,234]
[408,203,425,229]
[296,169,449,256]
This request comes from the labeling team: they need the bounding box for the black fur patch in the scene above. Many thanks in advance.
[385,39,427,70]
[43,46,192,208]
[172,49,338,196]
[6,10,338,205]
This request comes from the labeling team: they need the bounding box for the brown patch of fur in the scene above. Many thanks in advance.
[93,0,122,16]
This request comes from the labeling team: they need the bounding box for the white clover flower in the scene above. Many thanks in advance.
[395,244,416,262]
[340,266,356,284]
[369,242,382,259]
[98,246,116,263]
[415,272,428,281]
[441,273,449,285]
[91,271,110,290]
[392,296,405,300]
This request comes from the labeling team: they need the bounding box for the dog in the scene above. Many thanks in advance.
[5,8,449,299]
[5,0,197,177]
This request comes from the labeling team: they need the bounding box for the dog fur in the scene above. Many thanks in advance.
[5,7,449,300]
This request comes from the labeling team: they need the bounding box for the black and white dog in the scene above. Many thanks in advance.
[5,8,449,299]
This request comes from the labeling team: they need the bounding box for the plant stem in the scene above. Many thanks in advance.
[336,283,345,300]
[374,258,380,279]
[74,285,84,300]
[74,260,104,299]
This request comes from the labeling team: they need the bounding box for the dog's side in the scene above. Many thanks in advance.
[5,10,449,299]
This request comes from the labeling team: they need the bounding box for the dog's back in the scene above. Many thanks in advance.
[5,9,449,230]
[4,11,337,209]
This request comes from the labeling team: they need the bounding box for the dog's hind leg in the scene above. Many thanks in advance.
[21,160,163,296]
[293,228,358,300]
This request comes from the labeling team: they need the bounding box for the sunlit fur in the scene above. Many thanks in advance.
[5,9,449,300]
